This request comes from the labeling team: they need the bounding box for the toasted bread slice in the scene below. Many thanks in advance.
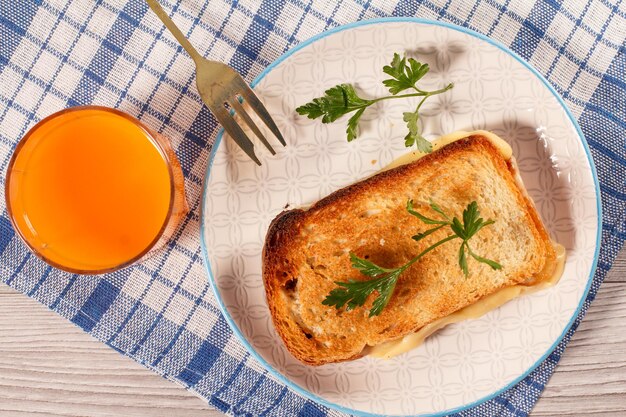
[263,134,555,365]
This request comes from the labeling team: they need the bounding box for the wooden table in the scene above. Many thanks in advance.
[1,252,625,416]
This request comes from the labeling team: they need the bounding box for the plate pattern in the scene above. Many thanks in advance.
[203,22,598,415]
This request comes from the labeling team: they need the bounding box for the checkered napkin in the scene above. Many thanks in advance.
[1,1,624,416]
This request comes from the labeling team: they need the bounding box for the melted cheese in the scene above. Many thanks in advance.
[383,130,513,171]
[369,244,565,359]
[368,130,563,359]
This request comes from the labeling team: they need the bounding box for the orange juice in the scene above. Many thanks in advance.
[6,107,182,273]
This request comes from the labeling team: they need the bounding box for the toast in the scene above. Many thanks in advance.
[263,133,556,365]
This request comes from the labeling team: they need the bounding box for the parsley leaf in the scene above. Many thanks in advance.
[403,110,432,152]
[295,84,370,124]
[346,108,366,142]
[407,199,447,225]
[458,243,468,277]
[429,200,451,221]
[323,200,501,316]
[449,202,502,276]
[382,53,430,94]
[467,246,502,270]
[296,52,453,146]
[349,252,391,277]
[412,224,445,242]
[321,268,401,317]
[369,270,401,316]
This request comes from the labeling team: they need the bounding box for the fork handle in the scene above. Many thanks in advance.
[146,0,201,62]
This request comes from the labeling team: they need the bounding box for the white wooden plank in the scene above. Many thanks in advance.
[532,281,626,416]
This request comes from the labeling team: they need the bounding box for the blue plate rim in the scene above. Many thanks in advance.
[199,16,603,417]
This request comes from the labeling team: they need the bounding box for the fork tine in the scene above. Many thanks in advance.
[229,98,276,155]
[236,80,286,147]
[212,105,262,166]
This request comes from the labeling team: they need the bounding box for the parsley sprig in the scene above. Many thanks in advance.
[296,53,453,151]
[322,201,502,317]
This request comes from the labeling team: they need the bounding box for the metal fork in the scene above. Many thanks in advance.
[146,0,285,165]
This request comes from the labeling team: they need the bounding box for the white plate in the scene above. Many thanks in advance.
[201,18,601,416]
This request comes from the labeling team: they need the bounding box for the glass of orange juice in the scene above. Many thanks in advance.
[5,106,188,274]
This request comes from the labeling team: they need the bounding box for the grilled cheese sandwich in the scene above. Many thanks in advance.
[263,132,560,365]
